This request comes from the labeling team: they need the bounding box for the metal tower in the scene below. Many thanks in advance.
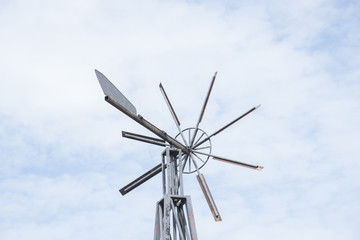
[95,70,263,240]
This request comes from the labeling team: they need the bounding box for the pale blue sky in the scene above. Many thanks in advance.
[1,0,359,239]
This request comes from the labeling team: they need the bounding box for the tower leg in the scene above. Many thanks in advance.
[185,196,198,239]
[154,200,162,240]
[153,195,198,240]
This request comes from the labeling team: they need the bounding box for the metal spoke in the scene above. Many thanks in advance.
[188,128,191,145]
[193,132,206,148]
[182,154,189,171]
[192,152,205,163]
[193,146,210,151]
[189,154,200,174]
[176,128,211,174]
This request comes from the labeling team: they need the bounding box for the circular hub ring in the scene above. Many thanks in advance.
[175,127,212,174]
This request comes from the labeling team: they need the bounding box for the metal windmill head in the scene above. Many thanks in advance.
[95,69,263,222]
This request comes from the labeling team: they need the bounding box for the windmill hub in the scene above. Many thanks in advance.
[175,127,212,174]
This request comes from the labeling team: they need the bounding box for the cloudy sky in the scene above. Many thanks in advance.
[1,0,359,239]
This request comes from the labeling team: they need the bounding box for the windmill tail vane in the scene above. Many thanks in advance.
[95,69,263,239]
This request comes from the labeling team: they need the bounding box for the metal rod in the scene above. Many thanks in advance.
[213,156,264,170]
[178,151,184,196]
[162,153,166,194]
[211,105,261,137]
[178,207,188,240]
[192,152,205,163]
[193,132,206,147]
[153,204,160,240]
[193,151,263,170]
[119,163,163,195]
[189,154,200,175]
[122,131,167,147]
[198,72,217,124]
[158,203,163,239]
[159,83,181,126]
[96,70,189,151]
[193,146,210,151]
[170,199,186,240]
[193,105,261,149]
[184,196,198,239]
[173,212,177,240]
[188,128,191,145]
[166,149,172,194]
[189,72,217,147]
[105,96,189,154]
[159,83,189,146]
[196,174,222,222]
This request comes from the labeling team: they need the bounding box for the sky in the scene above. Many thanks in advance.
[0,0,359,239]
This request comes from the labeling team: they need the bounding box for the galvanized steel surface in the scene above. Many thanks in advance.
[95,69,137,115]
[95,69,263,239]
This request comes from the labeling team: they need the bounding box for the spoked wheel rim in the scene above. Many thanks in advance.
[175,127,212,174]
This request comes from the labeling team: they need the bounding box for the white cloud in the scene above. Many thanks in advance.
[0,0,359,239]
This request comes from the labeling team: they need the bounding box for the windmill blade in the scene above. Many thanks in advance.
[197,72,217,124]
[210,105,261,137]
[95,70,189,154]
[196,174,222,221]
[193,105,261,148]
[193,151,263,170]
[122,131,167,147]
[159,83,188,146]
[190,72,217,147]
[95,69,137,115]
[119,163,163,195]
[159,83,181,126]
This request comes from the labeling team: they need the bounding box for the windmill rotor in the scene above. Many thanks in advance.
[95,69,263,234]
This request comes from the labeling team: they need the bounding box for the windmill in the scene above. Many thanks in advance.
[95,70,263,240]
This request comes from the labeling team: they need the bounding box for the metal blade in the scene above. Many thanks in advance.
[122,131,167,147]
[197,72,217,124]
[211,105,261,137]
[159,83,181,126]
[95,69,137,115]
[193,105,261,148]
[159,83,188,146]
[196,174,222,221]
[119,163,163,195]
[193,151,263,170]
[190,72,217,147]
